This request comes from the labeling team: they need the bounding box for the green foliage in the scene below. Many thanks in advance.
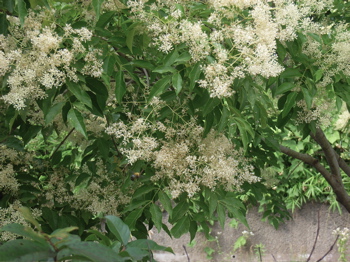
[0,208,173,262]
[1,0,350,259]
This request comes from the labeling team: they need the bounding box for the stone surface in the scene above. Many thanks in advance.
[152,202,350,262]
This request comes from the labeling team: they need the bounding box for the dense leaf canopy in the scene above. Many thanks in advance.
[1,0,350,254]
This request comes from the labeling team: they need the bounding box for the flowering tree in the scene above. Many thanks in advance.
[1,0,350,245]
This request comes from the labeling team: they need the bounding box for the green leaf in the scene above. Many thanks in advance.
[315,69,323,82]
[0,13,8,35]
[276,40,286,63]
[18,207,42,231]
[233,235,247,251]
[59,241,124,262]
[170,201,189,223]
[126,23,139,53]
[301,87,313,109]
[22,125,41,145]
[172,72,183,95]
[282,92,298,118]
[149,203,163,232]
[133,185,155,199]
[152,66,177,74]
[275,82,295,96]
[254,101,268,129]
[96,11,116,28]
[29,0,49,8]
[0,239,54,261]
[147,75,172,102]
[158,191,173,217]
[3,0,15,12]
[264,137,280,151]
[202,97,220,116]
[124,208,144,230]
[189,62,201,90]
[174,52,191,64]
[189,221,198,242]
[115,70,126,103]
[45,102,65,125]
[66,81,92,108]
[51,227,78,239]
[208,192,218,217]
[0,223,46,245]
[217,204,226,228]
[67,108,87,138]
[280,68,302,78]
[204,112,214,136]
[105,216,131,246]
[74,173,90,188]
[92,0,104,21]
[127,239,173,253]
[122,246,148,260]
[221,199,248,228]
[218,105,229,132]
[17,0,27,25]
[129,60,155,70]
[232,117,254,152]
[123,200,149,213]
[41,207,59,231]
[86,229,112,246]
[103,55,116,75]
[170,216,190,238]
[163,49,179,66]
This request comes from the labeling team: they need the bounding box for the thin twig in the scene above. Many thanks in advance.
[306,209,320,262]
[183,245,190,262]
[271,254,277,262]
[50,128,75,159]
[257,246,262,262]
[105,116,122,157]
[147,241,153,262]
[315,235,339,262]
[111,135,122,157]
[142,68,150,87]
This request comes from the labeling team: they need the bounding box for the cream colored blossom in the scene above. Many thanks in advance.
[1,11,104,109]
[107,117,259,198]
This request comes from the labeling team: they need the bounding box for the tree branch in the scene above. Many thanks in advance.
[279,145,329,176]
[50,128,75,159]
[335,151,350,178]
[279,144,350,212]
[311,128,341,179]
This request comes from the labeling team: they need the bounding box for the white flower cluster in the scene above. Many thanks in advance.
[333,227,350,242]
[106,117,259,198]
[0,10,103,110]
[296,99,332,127]
[335,105,350,131]
[125,0,333,98]
[0,201,42,241]
[41,160,133,216]
[0,145,34,195]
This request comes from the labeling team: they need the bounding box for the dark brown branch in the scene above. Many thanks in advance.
[311,128,341,179]
[280,145,350,212]
[183,245,190,262]
[315,235,339,262]
[306,209,320,262]
[0,8,13,16]
[50,128,75,159]
[335,151,350,178]
[279,145,329,176]
[111,135,122,157]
